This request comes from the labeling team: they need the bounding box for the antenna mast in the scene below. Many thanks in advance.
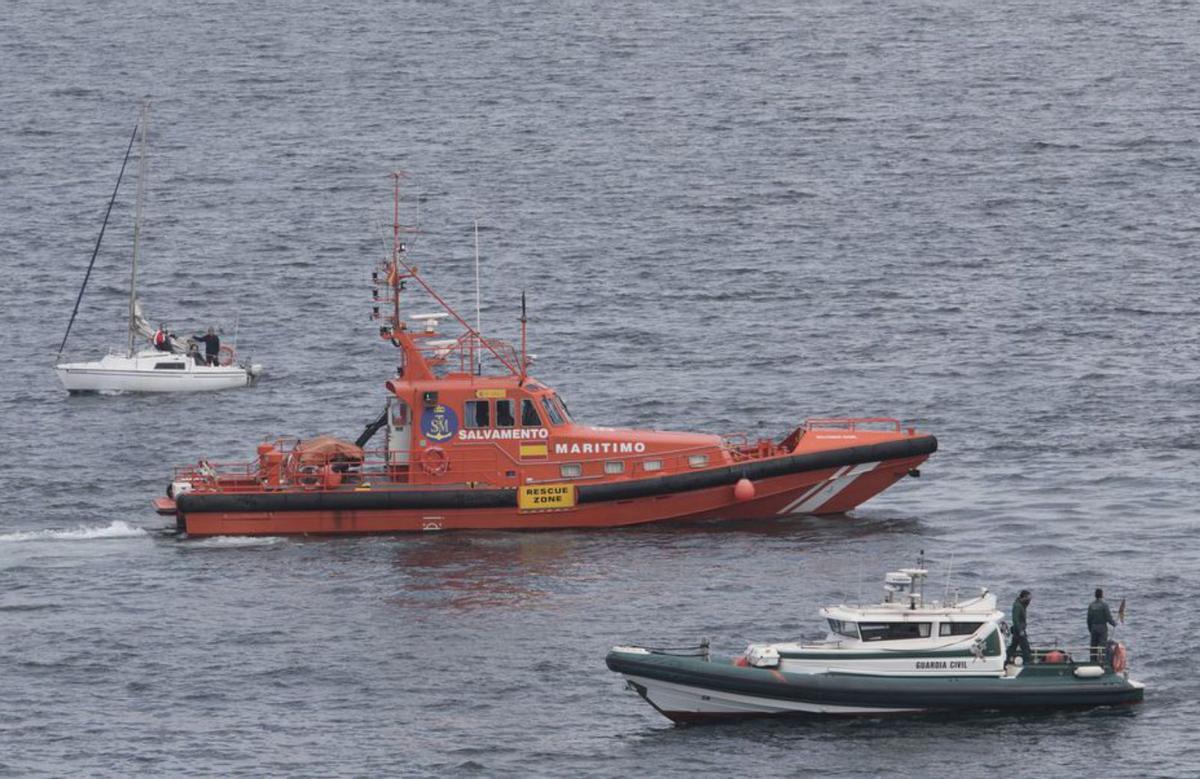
[474,219,482,374]
[519,291,527,384]
[390,170,407,357]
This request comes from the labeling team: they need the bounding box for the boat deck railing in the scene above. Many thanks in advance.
[173,416,924,494]
[1024,643,1126,668]
[783,639,1125,670]
[803,417,905,433]
[174,437,763,493]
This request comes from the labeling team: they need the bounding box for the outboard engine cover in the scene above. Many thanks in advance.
[746,644,781,668]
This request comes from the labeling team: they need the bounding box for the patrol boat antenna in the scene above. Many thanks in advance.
[474,218,482,375]
[378,173,519,381]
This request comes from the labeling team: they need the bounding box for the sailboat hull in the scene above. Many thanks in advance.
[55,351,257,393]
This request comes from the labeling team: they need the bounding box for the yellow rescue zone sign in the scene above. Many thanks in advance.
[518,483,577,510]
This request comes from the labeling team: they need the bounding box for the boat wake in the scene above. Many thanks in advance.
[181,535,285,548]
[0,520,148,543]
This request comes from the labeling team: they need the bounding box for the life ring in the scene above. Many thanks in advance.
[419,446,449,476]
[295,464,322,489]
[320,464,342,489]
[1111,642,1127,673]
[218,345,235,367]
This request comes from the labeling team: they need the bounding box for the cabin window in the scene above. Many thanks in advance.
[827,619,859,639]
[643,459,663,472]
[465,400,490,428]
[560,463,582,478]
[938,621,983,637]
[541,396,564,425]
[521,399,542,427]
[858,622,931,642]
[552,393,573,422]
[688,454,709,468]
[154,362,185,370]
[604,461,625,475]
[496,399,516,428]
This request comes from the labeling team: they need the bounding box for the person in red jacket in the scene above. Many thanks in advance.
[152,324,172,352]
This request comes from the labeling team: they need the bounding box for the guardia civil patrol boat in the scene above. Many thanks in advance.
[154,176,936,536]
[607,556,1144,722]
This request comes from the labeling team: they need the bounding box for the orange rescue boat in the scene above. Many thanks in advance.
[155,177,936,536]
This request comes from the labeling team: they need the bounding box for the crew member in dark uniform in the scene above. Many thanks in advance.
[1088,588,1118,663]
[1006,589,1033,666]
[194,327,220,366]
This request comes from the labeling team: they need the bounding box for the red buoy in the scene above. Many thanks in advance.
[734,478,755,502]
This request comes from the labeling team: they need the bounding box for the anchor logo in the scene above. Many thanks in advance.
[421,403,458,442]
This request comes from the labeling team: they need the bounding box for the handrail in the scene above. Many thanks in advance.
[804,417,902,432]
[172,426,810,495]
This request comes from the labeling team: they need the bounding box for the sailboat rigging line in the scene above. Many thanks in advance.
[56,118,140,361]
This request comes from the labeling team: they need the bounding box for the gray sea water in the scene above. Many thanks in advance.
[1,1,1198,776]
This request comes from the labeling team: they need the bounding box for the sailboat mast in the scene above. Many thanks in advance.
[127,102,149,356]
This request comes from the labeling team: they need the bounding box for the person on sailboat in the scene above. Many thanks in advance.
[194,327,220,366]
[153,324,172,352]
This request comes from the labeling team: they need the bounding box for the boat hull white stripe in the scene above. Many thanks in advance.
[777,466,850,515]
[790,461,880,514]
[623,673,922,716]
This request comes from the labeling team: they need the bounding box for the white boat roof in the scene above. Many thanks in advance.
[821,596,1002,623]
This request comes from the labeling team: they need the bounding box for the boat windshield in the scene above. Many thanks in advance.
[541,395,564,425]
[551,392,573,422]
[827,619,859,639]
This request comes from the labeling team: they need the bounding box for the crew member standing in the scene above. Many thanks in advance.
[1088,588,1118,663]
[194,327,220,366]
[1006,589,1033,666]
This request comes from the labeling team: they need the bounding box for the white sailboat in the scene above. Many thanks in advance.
[54,104,263,394]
